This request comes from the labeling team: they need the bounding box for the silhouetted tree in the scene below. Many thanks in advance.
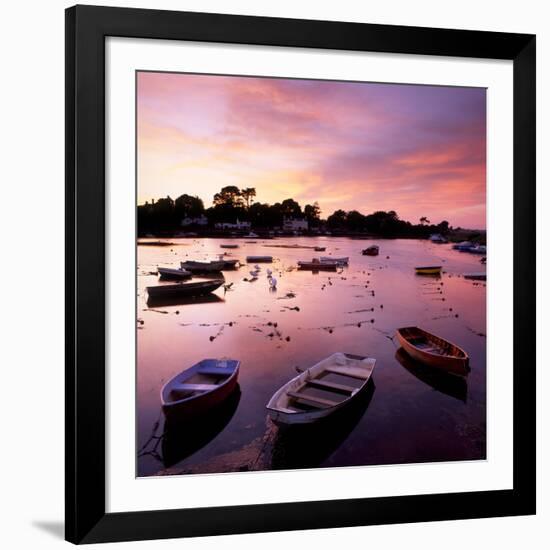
[346,210,366,231]
[174,194,204,220]
[241,188,256,210]
[327,209,347,229]
[304,202,321,226]
[280,198,302,218]
[213,186,244,208]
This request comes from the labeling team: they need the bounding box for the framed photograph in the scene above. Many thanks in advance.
[65,5,536,544]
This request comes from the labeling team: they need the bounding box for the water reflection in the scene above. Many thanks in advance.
[161,386,241,467]
[269,381,375,470]
[395,348,468,403]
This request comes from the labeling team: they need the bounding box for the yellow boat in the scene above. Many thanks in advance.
[415,265,442,275]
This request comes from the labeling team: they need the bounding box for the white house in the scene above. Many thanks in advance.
[181,214,208,227]
[214,219,251,230]
[283,217,308,232]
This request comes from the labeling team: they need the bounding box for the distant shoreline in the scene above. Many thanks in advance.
[137,229,486,244]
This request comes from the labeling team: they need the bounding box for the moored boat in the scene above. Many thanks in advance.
[396,326,469,376]
[362,245,379,256]
[220,244,239,249]
[161,359,240,421]
[180,259,238,272]
[429,233,448,243]
[453,241,475,251]
[137,240,176,247]
[314,246,326,252]
[320,256,349,265]
[157,267,192,280]
[414,265,442,275]
[146,279,224,299]
[298,259,337,271]
[246,255,273,263]
[468,245,487,255]
[266,352,376,425]
[464,272,486,281]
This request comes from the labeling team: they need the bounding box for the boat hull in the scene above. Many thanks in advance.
[146,279,224,299]
[415,266,442,275]
[163,374,239,422]
[246,256,273,263]
[157,267,192,280]
[267,382,370,426]
[396,327,469,376]
[298,262,337,271]
[362,247,379,256]
[320,256,349,265]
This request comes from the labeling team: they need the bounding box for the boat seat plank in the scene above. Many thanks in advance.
[197,366,235,376]
[324,366,370,380]
[306,378,355,394]
[287,390,339,408]
[173,383,218,392]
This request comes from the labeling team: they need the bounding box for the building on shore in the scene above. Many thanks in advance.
[214,219,252,231]
[283,217,308,232]
[181,214,208,227]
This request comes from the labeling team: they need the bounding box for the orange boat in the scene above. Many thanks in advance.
[396,326,469,376]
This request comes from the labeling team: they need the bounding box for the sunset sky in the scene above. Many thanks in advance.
[137,71,486,229]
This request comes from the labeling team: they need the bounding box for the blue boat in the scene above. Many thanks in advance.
[161,359,240,421]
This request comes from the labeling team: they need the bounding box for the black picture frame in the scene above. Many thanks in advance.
[65,4,536,544]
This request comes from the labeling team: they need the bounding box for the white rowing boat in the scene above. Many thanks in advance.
[266,352,376,425]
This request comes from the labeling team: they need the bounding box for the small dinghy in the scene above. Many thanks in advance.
[362,245,379,256]
[415,265,442,275]
[396,326,469,376]
[266,352,376,426]
[464,272,486,281]
[314,246,326,252]
[320,256,349,265]
[246,255,273,263]
[146,279,224,299]
[181,259,238,272]
[468,245,487,255]
[157,267,192,280]
[161,359,240,421]
[298,259,337,271]
[220,244,239,249]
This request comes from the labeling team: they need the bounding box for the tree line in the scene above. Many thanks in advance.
[137,185,451,237]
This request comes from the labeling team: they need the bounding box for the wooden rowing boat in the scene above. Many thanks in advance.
[161,359,240,421]
[314,246,326,252]
[414,266,442,275]
[362,245,379,256]
[220,244,239,249]
[396,326,469,376]
[298,259,337,271]
[146,279,224,299]
[157,267,192,280]
[266,352,376,425]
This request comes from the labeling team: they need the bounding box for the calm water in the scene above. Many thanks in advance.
[137,237,486,477]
